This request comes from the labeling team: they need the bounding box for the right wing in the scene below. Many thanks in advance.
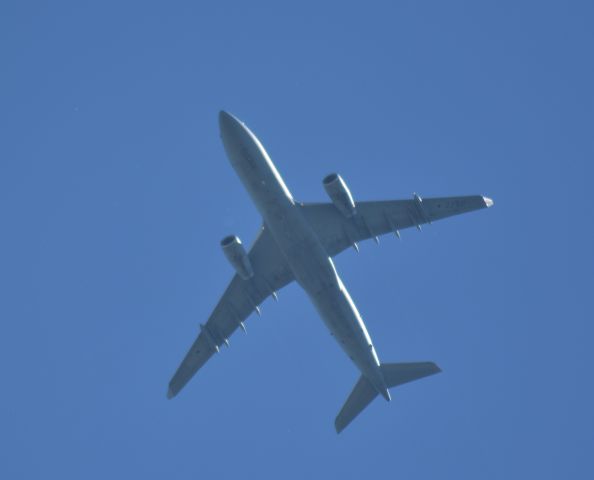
[168,224,294,398]
[300,195,493,257]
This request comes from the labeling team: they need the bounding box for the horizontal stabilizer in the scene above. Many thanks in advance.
[380,361,441,388]
[335,362,441,433]
[335,375,377,434]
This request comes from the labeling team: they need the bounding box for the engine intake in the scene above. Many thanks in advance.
[323,173,356,218]
[220,235,254,280]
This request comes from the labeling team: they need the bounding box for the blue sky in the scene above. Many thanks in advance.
[1,1,592,478]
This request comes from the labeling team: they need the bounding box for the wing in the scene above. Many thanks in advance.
[300,195,493,257]
[168,224,294,398]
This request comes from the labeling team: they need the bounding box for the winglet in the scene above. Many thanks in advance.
[483,196,494,208]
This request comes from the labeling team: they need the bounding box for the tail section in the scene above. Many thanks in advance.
[334,362,441,433]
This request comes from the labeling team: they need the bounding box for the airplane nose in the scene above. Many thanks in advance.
[219,109,231,123]
[219,110,240,133]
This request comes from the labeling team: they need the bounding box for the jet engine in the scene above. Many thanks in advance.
[323,173,356,218]
[220,235,254,280]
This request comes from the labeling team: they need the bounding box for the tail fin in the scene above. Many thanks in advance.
[334,362,441,433]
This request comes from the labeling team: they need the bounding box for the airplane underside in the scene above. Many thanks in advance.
[167,111,493,432]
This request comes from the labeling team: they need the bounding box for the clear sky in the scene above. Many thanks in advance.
[1,1,593,478]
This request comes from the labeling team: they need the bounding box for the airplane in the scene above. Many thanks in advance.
[167,111,493,433]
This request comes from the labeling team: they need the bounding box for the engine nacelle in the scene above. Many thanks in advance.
[220,235,254,280]
[323,173,356,218]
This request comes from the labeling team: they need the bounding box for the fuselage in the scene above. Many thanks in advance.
[219,111,390,401]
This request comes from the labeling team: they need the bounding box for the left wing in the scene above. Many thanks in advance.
[300,195,493,257]
[168,225,294,398]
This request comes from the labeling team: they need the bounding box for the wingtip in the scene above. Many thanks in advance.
[428,362,442,374]
[483,196,494,208]
[167,387,176,399]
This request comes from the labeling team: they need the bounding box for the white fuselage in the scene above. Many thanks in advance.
[219,111,389,400]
